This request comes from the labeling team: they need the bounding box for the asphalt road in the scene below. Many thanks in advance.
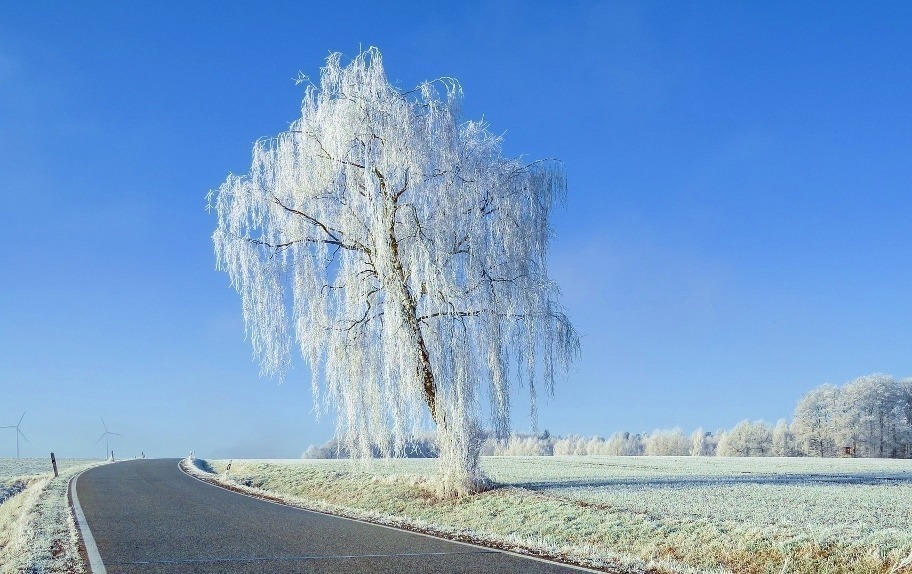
[74,459,589,573]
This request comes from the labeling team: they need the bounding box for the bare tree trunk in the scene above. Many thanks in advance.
[382,187,488,496]
[382,183,440,424]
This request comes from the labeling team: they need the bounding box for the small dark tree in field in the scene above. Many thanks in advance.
[209,48,578,495]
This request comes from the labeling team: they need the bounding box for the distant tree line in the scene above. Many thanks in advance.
[303,373,912,459]
[303,433,440,459]
[791,374,912,458]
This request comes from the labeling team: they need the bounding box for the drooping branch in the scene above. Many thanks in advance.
[271,196,371,254]
[247,235,360,253]
[416,308,569,324]
[289,130,367,170]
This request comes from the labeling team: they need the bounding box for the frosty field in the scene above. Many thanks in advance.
[0,457,96,481]
[0,458,95,505]
[0,458,98,573]
[197,456,912,574]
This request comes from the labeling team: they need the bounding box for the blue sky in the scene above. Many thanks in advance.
[1,2,910,459]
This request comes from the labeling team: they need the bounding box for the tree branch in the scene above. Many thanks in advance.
[290,130,366,169]
[417,307,552,323]
[393,168,409,201]
[271,196,371,254]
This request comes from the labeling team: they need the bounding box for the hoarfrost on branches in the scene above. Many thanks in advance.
[209,48,579,495]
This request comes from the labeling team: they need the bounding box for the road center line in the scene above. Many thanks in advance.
[111,550,498,565]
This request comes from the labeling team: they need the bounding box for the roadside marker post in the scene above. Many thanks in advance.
[50,452,58,477]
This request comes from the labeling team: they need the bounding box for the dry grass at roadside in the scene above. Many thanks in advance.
[0,460,99,574]
[188,457,912,574]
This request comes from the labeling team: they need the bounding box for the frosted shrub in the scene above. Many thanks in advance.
[607,432,645,455]
[492,435,552,456]
[302,445,324,459]
[552,435,583,456]
[644,428,690,456]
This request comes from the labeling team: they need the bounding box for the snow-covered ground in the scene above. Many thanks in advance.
[192,456,912,574]
[0,458,96,493]
[0,458,99,573]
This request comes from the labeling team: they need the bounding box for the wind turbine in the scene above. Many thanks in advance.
[1,412,28,459]
[96,418,121,460]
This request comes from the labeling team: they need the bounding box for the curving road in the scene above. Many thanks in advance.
[73,459,590,573]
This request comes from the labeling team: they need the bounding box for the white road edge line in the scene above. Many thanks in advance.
[70,470,108,574]
[178,459,601,574]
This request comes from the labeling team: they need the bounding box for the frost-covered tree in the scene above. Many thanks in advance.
[788,375,912,458]
[491,434,552,456]
[552,435,588,456]
[644,428,690,456]
[832,374,911,458]
[837,375,891,457]
[771,418,795,457]
[690,428,714,456]
[716,420,772,457]
[897,378,912,458]
[303,432,439,459]
[209,48,578,495]
[792,384,840,457]
[607,431,645,456]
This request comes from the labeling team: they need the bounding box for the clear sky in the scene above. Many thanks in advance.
[1,2,910,459]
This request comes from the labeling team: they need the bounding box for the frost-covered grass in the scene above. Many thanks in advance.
[0,458,96,498]
[193,456,912,574]
[0,458,99,574]
[0,458,97,478]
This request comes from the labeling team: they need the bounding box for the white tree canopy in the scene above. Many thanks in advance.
[791,375,912,459]
[792,384,840,457]
[209,48,578,491]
